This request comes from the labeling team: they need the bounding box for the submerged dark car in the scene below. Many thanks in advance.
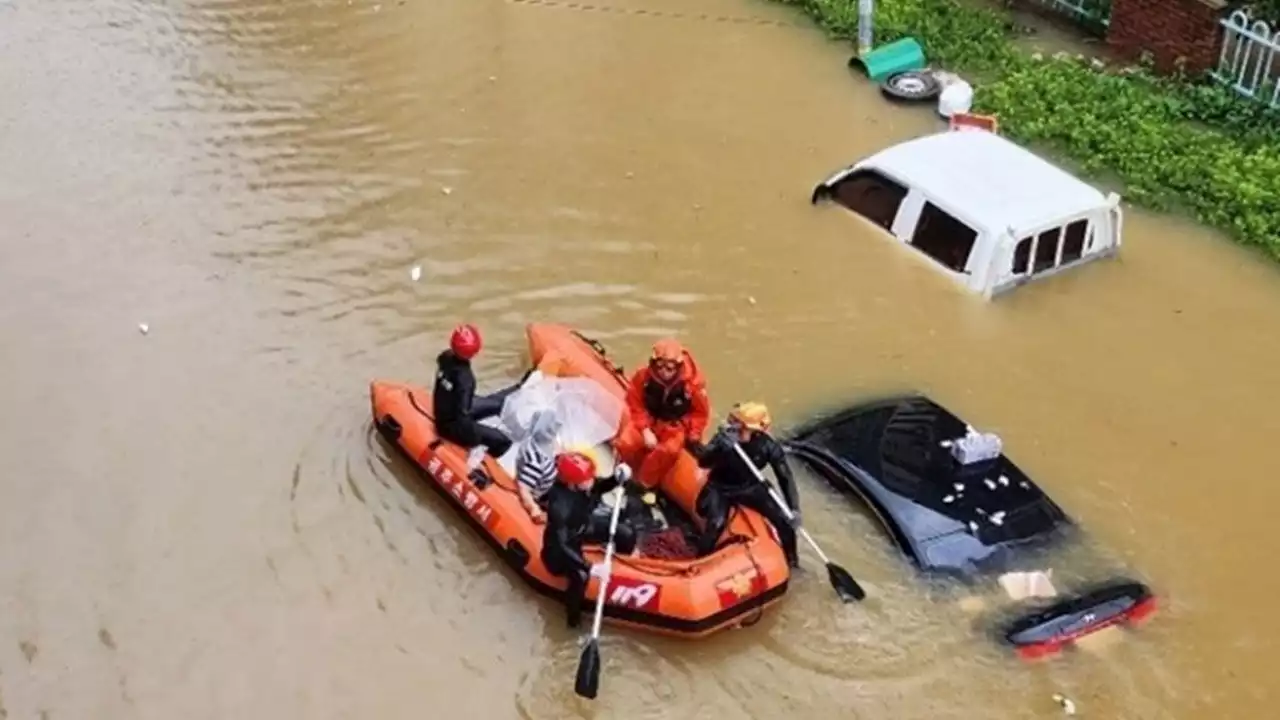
[783,394,1158,659]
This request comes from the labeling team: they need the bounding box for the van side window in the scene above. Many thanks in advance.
[1034,228,1061,272]
[829,170,909,232]
[1012,238,1031,274]
[1061,219,1088,263]
[910,202,978,273]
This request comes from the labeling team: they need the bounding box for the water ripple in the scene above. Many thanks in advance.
[514,636,705,720]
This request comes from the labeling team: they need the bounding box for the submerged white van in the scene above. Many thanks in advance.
[811,130,1122,298]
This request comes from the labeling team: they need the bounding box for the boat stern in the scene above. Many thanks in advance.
[370,379,413,414]
[370,379,420,443]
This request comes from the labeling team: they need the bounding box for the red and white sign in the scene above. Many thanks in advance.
[605,576,661,611]
[423,454,499,530]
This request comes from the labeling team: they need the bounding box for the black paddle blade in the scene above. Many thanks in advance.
[574,638,601,699]
[827,562,866,602]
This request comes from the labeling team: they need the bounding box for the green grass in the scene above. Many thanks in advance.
[775,0,1280,260]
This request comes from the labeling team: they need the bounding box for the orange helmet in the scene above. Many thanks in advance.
[729,402,772,432]
[650,338,685,369]
[555,452,597,490]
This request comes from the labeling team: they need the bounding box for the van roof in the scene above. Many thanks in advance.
[860,131,1111,238]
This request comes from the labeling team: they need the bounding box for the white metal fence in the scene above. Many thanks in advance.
[1213,9,1280,109]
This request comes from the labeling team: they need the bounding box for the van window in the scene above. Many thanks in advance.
[1061,219,1088,263]
[1033,228,1061,272]
[1012,238,1031,275]
[1012,219,1089,277]
[828,170,909,232]
[911,202,978,273]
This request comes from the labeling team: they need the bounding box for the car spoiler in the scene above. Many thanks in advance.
[1000,580,1158,660]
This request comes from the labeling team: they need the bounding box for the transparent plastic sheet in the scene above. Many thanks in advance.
[500,370,624,457]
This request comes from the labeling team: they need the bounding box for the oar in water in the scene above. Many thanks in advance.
[732,441,866,602]
[573,467,630,699]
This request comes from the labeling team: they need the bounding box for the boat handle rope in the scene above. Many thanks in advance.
[570,330,626,379]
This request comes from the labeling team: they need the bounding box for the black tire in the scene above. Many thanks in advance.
[879,71,941,103]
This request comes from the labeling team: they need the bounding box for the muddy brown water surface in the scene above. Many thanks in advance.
[3,0,1280,717]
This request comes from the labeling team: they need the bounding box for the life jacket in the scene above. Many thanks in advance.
[641,350,705,423]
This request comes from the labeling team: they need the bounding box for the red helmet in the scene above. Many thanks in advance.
[556,452,597,490]
[450,324,482,360]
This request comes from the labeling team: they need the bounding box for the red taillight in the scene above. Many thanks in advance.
[1014,594,1159,661]
[1126,596,1158,624]
[1016,641,1064,661]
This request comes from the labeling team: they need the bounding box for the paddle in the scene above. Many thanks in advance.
[731,441,866,602]
[573,468,629,700]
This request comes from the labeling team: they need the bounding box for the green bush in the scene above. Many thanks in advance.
[1245,0,1280,22]
[778,0,1016,71]
[774,0,1280,260]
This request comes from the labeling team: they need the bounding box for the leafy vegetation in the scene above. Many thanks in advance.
[775,0,1280,260]
[1245,0,1280,22]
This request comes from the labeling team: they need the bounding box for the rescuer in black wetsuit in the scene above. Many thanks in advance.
[541,453,638,628]
[433,323,524,481]
[694,402,801,568]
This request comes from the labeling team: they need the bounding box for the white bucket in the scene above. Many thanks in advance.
[938,80,974,118]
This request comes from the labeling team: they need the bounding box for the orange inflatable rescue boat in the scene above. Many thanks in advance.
[370,323,791,638]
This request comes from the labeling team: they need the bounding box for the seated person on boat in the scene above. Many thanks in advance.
[542,452,638,628]
[695,402,802,568]
[613,338,711,488]
[515,410,561,523]
[432,323,523,481]
[500,366,701,560]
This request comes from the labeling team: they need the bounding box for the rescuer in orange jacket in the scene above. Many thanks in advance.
[612,338,711,488]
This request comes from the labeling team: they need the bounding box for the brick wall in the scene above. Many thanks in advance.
[1106,0,1229,75]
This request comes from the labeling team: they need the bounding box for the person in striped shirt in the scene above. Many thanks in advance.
[517,410,562,523]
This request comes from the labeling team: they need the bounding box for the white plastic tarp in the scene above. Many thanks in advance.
[500,370,624,453]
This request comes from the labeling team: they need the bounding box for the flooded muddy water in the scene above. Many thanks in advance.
[3,0,1279,717]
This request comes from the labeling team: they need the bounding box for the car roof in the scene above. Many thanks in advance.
[859,131,1111,239]
[787,394,1071,576]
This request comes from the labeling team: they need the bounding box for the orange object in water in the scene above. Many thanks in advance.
[949,112,999,133]
[370,323,790,639]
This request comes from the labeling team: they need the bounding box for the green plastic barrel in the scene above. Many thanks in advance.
[850,37,927,83]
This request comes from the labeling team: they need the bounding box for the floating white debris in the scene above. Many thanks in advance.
[984,478,997,490]
[953,483,965,492]
[943,494,955,503]
[951,427,1003,465]
[1019,480,1031,489]
[999,570,1058,600]
[1052,694,1077,715]
[441,186,453,195]
[990,511,1006,526]
[999,474,1010,486]
[747,296,757,305]
[968,521,980,533]
[138,322,149,335]
[410,265,422,282]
